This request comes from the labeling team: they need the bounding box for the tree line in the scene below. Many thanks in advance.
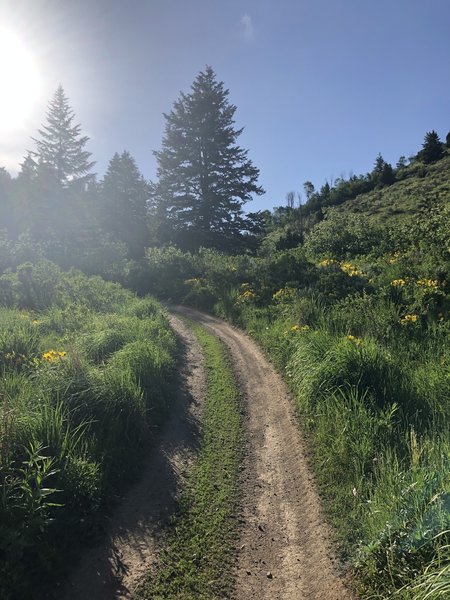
[0,67,448,264]
[0,68,264,262]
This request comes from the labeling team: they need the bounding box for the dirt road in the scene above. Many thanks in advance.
[59,308,351,600]
[173,306,351,600]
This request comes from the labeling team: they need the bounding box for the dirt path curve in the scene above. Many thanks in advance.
[172,306,352,600]
[58,315,205,600]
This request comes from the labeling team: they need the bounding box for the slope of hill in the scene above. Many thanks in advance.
[334,153,450,225]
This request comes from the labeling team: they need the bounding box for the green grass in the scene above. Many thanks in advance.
[334,153,450,226]
[135,322,242,600]
[0,263,177,599]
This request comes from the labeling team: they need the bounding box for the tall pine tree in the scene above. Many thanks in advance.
[100,151,149,258]
[153,67,264,251]
[31,85,95,187]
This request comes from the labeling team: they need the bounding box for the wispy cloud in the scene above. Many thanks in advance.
[239,13,255,43]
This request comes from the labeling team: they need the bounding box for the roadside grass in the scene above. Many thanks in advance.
[0,263,177,599]
[135,322,242,600]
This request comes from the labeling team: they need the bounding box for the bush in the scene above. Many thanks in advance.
[304,211,385,260]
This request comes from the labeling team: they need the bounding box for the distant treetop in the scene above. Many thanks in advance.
[31,85,95,187]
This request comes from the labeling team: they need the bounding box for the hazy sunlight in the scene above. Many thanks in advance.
[0,27,42,131]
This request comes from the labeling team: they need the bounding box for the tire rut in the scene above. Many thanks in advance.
[171,306,352,600]
[57,315,205,600]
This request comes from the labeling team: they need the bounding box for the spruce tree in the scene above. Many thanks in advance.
[100,151,149,258]
[420,130,444,164]
[379,161,395,186]
[31,85,95,187]
[373,153,385,175]
[153,67,264,250]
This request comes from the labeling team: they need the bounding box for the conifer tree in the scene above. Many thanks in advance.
[373,153,385,175]
[31,85,95,187]
[153,67,264,250]
[420,130,444,164]
[379,161,395,186]
[100,151,149,258]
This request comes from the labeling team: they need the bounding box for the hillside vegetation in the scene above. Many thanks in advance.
[0,261,176,599]
[335,154,450,226]
[136,182,449,598]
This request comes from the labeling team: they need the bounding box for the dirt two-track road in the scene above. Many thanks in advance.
[59,308,352,600]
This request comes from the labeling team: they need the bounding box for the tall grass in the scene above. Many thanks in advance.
[0,262,177,599]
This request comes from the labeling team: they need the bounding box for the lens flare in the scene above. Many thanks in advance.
[0,27,42,131]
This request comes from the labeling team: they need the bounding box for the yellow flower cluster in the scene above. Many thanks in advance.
[346,334,362,346]
[42,350,67,363]
[391,279,407,287]
[318,258,337,268]
[318,258,363,277]
[236,283,258,304]
[184,278,202,286]
[340,262,363,277]
[241,290,256,299]
[400,314,418,325]
[416,278,439,288]
[291,324,310,332]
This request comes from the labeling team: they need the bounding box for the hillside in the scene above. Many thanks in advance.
[334,152,450,225]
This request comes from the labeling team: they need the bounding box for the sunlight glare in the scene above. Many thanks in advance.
[0,28,42,131]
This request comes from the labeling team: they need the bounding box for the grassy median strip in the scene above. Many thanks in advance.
[135,322,242,600]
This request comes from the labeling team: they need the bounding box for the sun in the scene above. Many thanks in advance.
[0,27,42,131]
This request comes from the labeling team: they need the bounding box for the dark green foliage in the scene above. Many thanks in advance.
[153,66,264,251]
[420,130,445,164]
[379,161,395,186]
[373,152,385,175]
[372,154,396,187]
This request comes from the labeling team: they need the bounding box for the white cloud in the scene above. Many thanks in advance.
[240,13,255,43]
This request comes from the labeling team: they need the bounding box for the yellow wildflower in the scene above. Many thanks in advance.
[400,314,418,325]
[391,279,406,287]
[291,324,310,332]
[42,350,67,363]
[318,258,337,268]
[340,262,363,277]
[236,288,257,304]
[346,334,362,346]
[416,279,439,288]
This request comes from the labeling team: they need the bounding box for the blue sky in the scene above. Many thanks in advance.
[1,0,449,211]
